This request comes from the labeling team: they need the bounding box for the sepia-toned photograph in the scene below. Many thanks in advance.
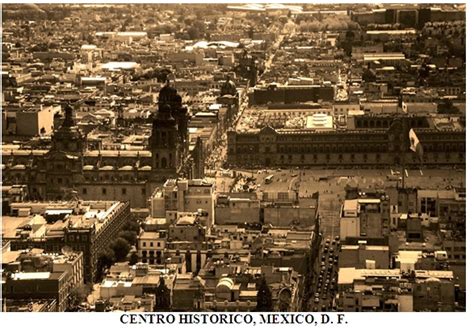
[0,2,466,313]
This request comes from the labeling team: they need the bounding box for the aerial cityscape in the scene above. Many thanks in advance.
[0,3,466,312]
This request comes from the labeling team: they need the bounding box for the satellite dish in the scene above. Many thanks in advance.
[61,246,73,256]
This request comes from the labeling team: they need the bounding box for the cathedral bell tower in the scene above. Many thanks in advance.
[51,104,86,154]
[149,78,189,180]
[149,103,179,178]
[39,104,85,201]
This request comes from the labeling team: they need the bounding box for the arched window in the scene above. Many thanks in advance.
[161,157,167,168]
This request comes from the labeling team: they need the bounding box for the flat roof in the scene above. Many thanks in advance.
[12,272,51,280]
[344,199,358,211]
[338,267,401,285]
[367,29,416,35]
[139,231,163,239]
[342,245,389,251]
[358,199,381,204]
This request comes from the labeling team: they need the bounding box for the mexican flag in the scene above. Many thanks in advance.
[409,128,423,161]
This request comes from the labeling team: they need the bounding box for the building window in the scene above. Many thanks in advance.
[122,188,127,195]
[102,188,107,195]
[150,242,154,247]
[142,242,146,247]
[58,178,63,184]
[142,188,146,196]
[157,242,161,247]
[82,188,87,194]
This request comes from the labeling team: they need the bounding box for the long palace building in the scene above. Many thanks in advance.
[2,82,204,208]
[227,107,465,168]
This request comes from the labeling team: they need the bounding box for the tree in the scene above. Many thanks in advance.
[123,219,140,234]
[129,252,139,266]
[67,283,92,311]
[111,237,131,261]
[186,21,206,40]
[256,276,273,311]
[155,277,171,311]
[96,247,115,281]
[119,230,137,246]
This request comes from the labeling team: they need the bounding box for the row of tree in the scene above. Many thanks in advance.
[95,218,140,282]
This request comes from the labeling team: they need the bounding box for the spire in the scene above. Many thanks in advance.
[62,104,75,128]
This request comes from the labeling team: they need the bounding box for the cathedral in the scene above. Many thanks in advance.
[2,82,204,208]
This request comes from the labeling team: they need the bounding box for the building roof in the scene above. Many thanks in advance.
[344,199,358,212]
[358,199,381,204]
[139,231,162,240]
[338,267,401,285]
[11,272,51,280]
[176,215,195,226]
[396,250,422,265]
[342,245,389,251]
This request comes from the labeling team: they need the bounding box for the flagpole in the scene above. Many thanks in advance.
[402,119,407,190]
[402,152,405,189]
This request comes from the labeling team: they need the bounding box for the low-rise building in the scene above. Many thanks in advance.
[2,248,84,311]
[340,193,390,241]
[339,241,390,269]
[3,200,130,282]
[336,267,455,311]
